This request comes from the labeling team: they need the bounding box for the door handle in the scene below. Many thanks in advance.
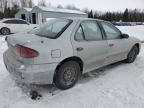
[76,47,84,51]
[109,43,114,47]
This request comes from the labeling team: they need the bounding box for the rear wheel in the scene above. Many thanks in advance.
[54,61,80,90]
[1,27,10,35]
[125,46,138,63]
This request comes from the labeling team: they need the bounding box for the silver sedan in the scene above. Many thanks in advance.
[3,18,141,90]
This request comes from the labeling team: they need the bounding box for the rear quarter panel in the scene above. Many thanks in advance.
[23,20,78,65]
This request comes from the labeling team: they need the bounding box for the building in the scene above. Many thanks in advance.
[31,6,87,24]
[15,6,88,24]
[15,8,32,23]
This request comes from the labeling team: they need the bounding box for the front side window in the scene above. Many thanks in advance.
[81,21,102,41]
[30,19,72,39]
[101,22,121,40]
[17,20,28,24]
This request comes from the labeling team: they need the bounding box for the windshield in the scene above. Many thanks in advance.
[29,19,72,39]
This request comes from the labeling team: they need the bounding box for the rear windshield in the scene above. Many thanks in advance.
[29,19,72,39]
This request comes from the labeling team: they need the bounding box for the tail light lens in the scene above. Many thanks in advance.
[15,45,39,58]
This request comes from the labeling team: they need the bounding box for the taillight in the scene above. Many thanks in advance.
[15,45,39,58]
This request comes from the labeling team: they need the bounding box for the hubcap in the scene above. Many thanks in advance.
[63,67,76,85]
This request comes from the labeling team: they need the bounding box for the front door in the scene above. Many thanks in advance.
[16,20,30,32]
[72,20,108,73]
[100,21,129,65]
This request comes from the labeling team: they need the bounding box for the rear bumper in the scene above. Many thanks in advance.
[3,50,58,85]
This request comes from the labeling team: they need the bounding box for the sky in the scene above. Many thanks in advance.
[33,0,144,12]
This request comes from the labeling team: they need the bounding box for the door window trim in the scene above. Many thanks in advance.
[100,21,122,40]
[74,20,104,42]
[74,25,85,41]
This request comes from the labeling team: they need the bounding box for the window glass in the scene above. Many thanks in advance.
[48,21,68,33]
[3,20,17,24]
[101,22,121,40]
[17,20,28,24]
[81,21,102,41]
[75,26,84,41]
[30,19,71,39]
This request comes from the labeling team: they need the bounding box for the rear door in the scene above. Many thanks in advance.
[100,21,129,64]
[72,20,108,73]
[3,20,19,33]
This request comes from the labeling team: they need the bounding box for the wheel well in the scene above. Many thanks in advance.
[0,28,2,33]
[55,56,83,73]
[1,27,10,30]
[0,27,10,33]
[134,43,140,54]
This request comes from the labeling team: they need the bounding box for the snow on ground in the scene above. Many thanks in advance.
[0,26,144,108]
[117,25,144,41]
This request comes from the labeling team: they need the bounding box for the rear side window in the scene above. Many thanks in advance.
[75,26,84,41]
[30,19,72,39]
[47,21,69,33]
[75,21,102,41]
[101,22,121,40]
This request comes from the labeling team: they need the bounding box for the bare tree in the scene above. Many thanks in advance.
[82,8,89,14]
[0,0,5,12]
[47,2,52,7]
[0,0,2,8]
[65,4,80,10]
[28,0,34,8]
[57,4,63,9]
[38,0,47,7]
[11,0,20,16]
[20,0,27,7]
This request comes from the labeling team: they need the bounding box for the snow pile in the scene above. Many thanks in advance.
[0,37,8,79]
[0,26,144,108]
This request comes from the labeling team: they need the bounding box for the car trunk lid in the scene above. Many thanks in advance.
[7,33,42,46]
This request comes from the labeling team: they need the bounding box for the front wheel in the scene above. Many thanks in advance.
[125,46,138,63]
[54,61,80,90]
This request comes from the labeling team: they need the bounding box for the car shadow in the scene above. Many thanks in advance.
[0,33,14,36]
[79,61,125,84]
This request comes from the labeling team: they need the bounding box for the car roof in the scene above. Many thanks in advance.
[0,18,26,22]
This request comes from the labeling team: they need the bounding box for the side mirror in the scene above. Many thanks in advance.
[120,34,129,39]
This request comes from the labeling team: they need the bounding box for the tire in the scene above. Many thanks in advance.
[125,46,138,63]
[54,61,80,90]
[1,27,10,35]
